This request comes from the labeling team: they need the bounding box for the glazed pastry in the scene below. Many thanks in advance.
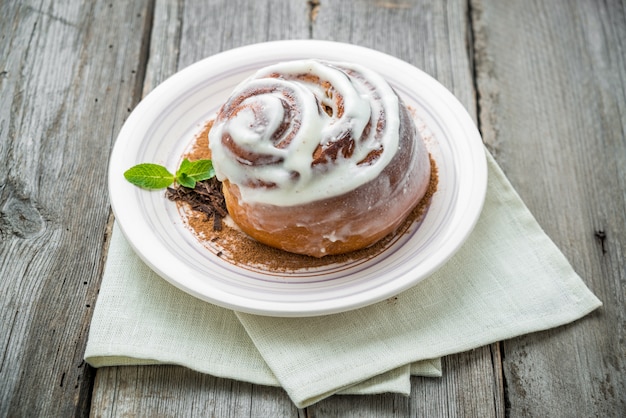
[208,60,431,257]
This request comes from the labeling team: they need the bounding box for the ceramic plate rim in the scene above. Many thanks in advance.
[108,40,487,317]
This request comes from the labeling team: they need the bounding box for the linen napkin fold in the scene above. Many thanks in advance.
[85,223,440,395]
[85,151,601,407]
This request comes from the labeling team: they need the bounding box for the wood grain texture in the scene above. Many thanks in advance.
[177,0,311,68]
[471,0,626,416]
[0,1,153,416]
[92,366,298,417]
[410,345,504,417]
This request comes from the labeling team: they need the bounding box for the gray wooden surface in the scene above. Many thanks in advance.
[1,0,624,416]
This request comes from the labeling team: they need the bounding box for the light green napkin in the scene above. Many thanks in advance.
[85,221,439,395]
[85,152,601,407]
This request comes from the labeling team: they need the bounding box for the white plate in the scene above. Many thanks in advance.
[108,40,487,317]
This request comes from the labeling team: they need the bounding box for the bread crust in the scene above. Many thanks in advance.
[221,102,431,257]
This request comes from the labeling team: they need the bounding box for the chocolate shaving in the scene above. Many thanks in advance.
[166,177,227,231]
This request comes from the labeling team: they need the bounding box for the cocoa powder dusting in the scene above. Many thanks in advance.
[173,120,438,272]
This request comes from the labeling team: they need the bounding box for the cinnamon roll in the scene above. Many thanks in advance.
[209,60,431,257]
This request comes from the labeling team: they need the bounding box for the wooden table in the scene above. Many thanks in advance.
[2,0,624,416]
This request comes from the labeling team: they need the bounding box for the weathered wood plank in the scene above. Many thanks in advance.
[177,0,312,68]
[90,0,309,416]
[310,1,503,416]
[0,0,153,416]
[91,366,299,417]
[410,345,504,417]
[471,0,626,416]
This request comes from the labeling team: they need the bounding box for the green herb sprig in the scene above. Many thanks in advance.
[124,159,215,189]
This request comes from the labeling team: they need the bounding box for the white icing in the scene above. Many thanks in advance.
[209,60,401,206]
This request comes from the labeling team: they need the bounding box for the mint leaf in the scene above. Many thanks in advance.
[124,158,216,190]
[176,158,193,180]
[124,163,175,189]
[176,158,215,182]
[176,172,196,189]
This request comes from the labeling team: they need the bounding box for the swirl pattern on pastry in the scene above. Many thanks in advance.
[209,60,402,206]
[208,60,432,257]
